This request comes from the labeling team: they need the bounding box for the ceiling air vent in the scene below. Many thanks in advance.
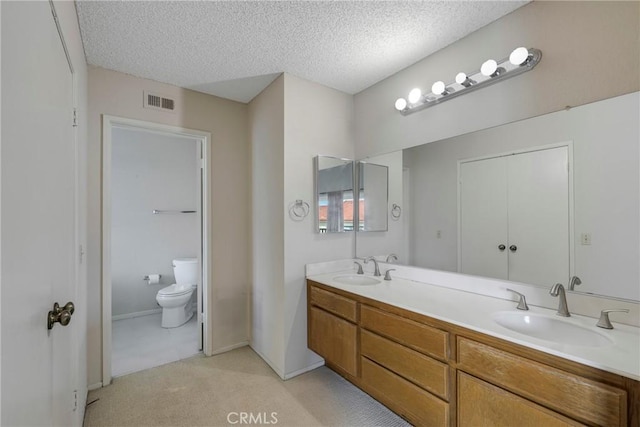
[143,91,176,113]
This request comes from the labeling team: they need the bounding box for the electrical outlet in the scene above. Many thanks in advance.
[436,230,442,239]
[581,233,592,245]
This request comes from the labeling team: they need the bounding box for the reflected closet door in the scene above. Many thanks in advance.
[460,156,509,280]
[508,146,569,286]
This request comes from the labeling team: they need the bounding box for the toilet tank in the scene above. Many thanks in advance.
[172,258,198,285]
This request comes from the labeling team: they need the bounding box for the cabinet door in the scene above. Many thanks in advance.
[458,372,584,427]
[508,146,569,286]
[460,156,509,279]
[309,306,358,376]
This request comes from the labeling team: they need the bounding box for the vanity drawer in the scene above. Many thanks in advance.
[361,357,449,427]
[457,338,627,426]
[361,330,449,401]
[360,305,449,361]
[309,285,357,322]
[458,372,584,427]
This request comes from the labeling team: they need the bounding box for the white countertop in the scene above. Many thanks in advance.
[307,270,640,381]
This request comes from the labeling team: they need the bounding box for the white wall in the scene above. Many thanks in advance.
[404,93,639,301]
[354,1,640,158]
[283,74,354,377]
[249,73,355,379]
[87,67,250,388]
[111,128,199,317]
[249,75,286,376]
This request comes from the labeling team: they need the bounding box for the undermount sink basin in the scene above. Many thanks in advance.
[332,275,380,286]
[492,311,614,347]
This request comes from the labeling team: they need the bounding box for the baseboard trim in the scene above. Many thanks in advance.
[88,382,103,391]
[283,360,325,380]
[210,341,249,356]
[112,308,162,321]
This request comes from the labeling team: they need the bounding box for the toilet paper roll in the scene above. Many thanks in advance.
[146,274,160,285]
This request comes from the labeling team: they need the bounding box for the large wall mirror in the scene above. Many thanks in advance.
[314,156,354,233]
[356,92,639,302]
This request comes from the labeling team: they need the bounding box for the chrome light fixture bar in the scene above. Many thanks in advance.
[395,47,542,116]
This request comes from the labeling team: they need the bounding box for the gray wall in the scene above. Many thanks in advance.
[111,127,199,317]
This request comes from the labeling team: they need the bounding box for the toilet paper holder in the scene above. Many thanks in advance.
[143,274,162,283]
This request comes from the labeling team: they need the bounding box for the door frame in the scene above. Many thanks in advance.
[456,141,575,279]
[101,115,213,385]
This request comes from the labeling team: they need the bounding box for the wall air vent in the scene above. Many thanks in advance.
[143,91,176,113]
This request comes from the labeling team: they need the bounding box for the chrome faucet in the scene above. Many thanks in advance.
[549,283,570,317]
[385,253,398,263]
[364,256,381,277]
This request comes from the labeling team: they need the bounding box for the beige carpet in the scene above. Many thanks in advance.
[84,346,409,426]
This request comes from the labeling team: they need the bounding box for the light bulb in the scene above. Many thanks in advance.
[481,59,498,77]
[395,98,407,111]
[455,72,467,84]
[509,47,529,66]
[408,88,422,104]
[431,81,446,95]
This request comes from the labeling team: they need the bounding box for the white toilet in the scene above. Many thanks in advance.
[156,258,197,328]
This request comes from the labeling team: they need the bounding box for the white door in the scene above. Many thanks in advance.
[460,156,509,279]
[459,146,570,286]
[507,147,569,286]
[1,2,77,425]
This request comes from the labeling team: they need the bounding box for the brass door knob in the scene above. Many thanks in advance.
[47,301,75,330]
[59,310,72,326]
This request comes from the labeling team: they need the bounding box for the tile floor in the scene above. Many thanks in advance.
[112,312,200,377]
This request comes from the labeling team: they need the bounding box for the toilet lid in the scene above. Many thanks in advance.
[173,258,197,265]
[158,283,194,297]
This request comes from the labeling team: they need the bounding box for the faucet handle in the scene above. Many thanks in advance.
[384,269,395,281]
[506,288,529,311]
[549,282,563,296]
[354,261,364,275]
[596,309,629,329]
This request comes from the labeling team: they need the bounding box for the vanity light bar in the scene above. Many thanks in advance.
[395,47,542,116]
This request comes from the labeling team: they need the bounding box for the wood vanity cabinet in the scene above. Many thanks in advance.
[457,372,584,427]
[456,338,628,426]
[359,305,450,426]
[306,280,639,427]
[307,284,358,377]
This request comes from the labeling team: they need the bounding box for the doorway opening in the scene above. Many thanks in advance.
[102,116,212,384]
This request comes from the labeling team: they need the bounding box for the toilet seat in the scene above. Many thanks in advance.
[157,283,194,297]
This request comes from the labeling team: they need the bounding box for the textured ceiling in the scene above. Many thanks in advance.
[76,1,527,103]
